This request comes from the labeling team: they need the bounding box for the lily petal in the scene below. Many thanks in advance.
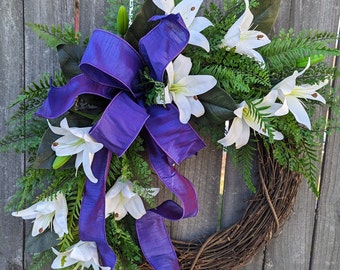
[189,17,213,33]
[188,97,205,118]
[82,149,98,183]
[177,75,217,96]
[218,117,244,147]
[173,93,192,124]
[239,30,271,49]
[32,213,54,236]
[235,119,250,149]
[173,54,192,80]
[172,0,203,27]
[152,0,174,14]
[188,30,211,52]
[124,195,147,220]
[285,96,311,129]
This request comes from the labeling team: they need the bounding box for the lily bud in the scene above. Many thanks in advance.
[53,155,72,170]
[296,54,325,67]
[117,5,128,36]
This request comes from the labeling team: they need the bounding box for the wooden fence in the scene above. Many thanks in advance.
[0,0,339,269]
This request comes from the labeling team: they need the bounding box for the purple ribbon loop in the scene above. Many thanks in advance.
[90,91,149,157]
[80,29,143,96]
[139,14,189,81]
[79,148,116,269]
[35,74,115,119]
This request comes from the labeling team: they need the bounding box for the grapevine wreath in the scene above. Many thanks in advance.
[3,0,340,269]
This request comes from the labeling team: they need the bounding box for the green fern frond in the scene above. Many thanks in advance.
[198,58,271,99]
[0,72,66,154]
[28,249,55,270]
[106,217,142,269]
[58,176,84,252]
[227,142,257,192]
[26,23,80,49]
[260,29,340,77]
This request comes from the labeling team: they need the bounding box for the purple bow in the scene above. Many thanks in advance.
[36,14,205,269]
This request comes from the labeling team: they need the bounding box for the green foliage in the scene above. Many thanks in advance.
[26,23,80,49]
[28,249,55,270]
[227,142,257,192]
[58,175,85,252]
[104,0,143,34]
[260,29,340,78]
[118,137,156,206]
[0,72,66,155]
[142,68,166,106]
[260,98,329,196]
[198,55,271,99]
[106,217,142,269]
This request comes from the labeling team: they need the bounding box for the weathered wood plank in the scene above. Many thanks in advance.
[0,2,25,269]
[311,114,340,269]
[171,136,222,241]
[261,1,339,269]
[79,0,107,38]
[10,0,73,269]
[1,1,339,269]
[24,0,74,82]
[311,23,340,269]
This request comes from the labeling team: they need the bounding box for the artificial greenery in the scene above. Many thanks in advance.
[3,0,340,269]
[0,73,66,155]
[26,23,80,49]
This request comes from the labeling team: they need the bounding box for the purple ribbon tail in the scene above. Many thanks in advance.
[146,104,205,164]
[136,137,198,269]
[79,148,116,269]
[137,109,203,268]
[136,211,180,270]
[139,14,190,81]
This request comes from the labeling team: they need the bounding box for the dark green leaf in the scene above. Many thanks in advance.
[252,0,282,34]
[196,86,237,126]
[25,226,59,254]
[57,44,86,81]
[124,0,164,50]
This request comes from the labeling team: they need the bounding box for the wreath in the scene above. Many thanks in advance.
[2,0,339,269]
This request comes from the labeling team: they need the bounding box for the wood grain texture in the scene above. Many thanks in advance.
[171,136,222,241]
[0,1,25,269]
[1,0,339,269]
[79,0,107,38]
[311,50,340,269]
[1,0,73,269]
[262,0,339,269]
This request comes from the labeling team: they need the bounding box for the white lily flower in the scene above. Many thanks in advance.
[105,177,159,221]
[220,0,270,64]
[51,240,110,270]
[12,192,68,237]
[218,91,284,149]
[152,0,213,52]
[273,59,328,129]
[158,54,217,124]
[48,118,104,183]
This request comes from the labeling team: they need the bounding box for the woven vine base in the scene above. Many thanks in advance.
[139,142,303,269]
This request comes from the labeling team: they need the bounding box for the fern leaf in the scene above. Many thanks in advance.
[26,23,80,49]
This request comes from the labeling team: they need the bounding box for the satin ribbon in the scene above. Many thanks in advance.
[78,148,116,268]
[36,14,205,269]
